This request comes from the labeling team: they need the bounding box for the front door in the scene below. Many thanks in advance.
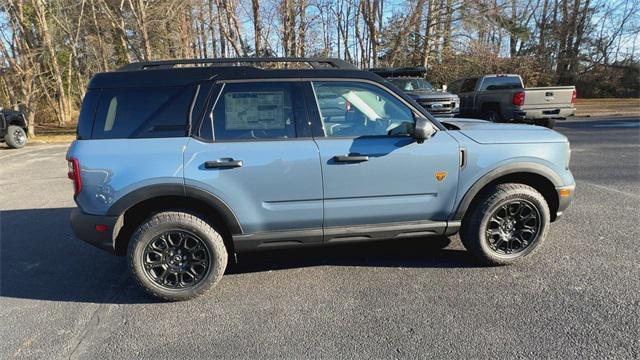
[307,80,460,238]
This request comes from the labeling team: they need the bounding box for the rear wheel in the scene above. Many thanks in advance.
[460,183,550,265]
[128,211,227,301]
[483,109,503,123]
[4,125,27,149]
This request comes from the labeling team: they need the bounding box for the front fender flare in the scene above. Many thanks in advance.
[452,162,563,221]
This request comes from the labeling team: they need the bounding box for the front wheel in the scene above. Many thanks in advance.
[460,183,550,266]
[128,211,228,301]
[4,125,27,149]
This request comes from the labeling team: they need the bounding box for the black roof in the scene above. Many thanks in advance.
[88,57,383,89]
[369,67,427,78]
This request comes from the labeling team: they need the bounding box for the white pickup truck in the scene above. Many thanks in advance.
[447,74,576,128]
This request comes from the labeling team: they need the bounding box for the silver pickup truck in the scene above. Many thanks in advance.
[447,74,576,128]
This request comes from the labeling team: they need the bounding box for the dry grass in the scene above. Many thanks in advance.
[29,134,76,144]
[575,98,640,117]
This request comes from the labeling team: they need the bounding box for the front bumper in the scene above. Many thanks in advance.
[554,184,575,220]
[70,208,120,254]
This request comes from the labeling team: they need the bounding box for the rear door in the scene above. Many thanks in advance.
[306,80,460,239]
[183,81,324,243]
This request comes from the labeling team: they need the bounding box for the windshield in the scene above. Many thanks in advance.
[389,78,434,91]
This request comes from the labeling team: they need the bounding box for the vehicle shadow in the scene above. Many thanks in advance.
[230,236,477,275]
[1,207,477,304]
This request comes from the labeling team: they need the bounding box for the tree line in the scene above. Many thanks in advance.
[1,0,638,134]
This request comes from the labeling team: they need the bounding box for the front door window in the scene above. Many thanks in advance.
[312,81,415,138]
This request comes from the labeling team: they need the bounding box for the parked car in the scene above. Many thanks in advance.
[0,108,28,148]
[447,74,576,128]
[68,58,575,301]
[370,67,459,117]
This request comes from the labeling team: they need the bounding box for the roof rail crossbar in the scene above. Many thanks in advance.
[118,57,357,71]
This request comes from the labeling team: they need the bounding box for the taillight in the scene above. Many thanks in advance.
[67,158,82,195]
[513,91,525,106]
[571,89,577,104]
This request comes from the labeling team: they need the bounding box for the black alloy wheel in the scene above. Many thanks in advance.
[484,200,541,256]
[142,230,211,289]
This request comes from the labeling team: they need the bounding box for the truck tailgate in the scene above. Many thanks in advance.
[523,86,575,109]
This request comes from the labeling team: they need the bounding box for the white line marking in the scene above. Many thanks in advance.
[579,180,640,199]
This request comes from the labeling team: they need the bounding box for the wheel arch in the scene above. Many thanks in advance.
[108,184,242,255]
[453,163,562,224]
[6,113,28,129]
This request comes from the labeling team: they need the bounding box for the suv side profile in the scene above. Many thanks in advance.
[68,58,575,301]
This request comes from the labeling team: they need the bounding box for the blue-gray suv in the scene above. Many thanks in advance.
[67,58,575,301]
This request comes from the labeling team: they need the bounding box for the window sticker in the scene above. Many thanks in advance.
[224,91,285,130]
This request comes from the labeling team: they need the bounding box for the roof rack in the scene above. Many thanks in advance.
[118,57,358,71]
[369,66,427,78]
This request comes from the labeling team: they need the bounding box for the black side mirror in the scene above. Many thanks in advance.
[413,117,435,143]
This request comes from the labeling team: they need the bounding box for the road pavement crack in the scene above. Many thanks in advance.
[64,273,130,360]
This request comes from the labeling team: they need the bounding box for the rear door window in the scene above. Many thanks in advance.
[459,78,478,93]
[92,86,195,139]
[208,82,301,141]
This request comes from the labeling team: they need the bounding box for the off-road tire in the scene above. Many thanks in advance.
[127,211,227,301]
[4,125,27,149]
[460,183,550,266]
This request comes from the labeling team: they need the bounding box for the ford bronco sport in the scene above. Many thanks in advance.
[67,58,575,301]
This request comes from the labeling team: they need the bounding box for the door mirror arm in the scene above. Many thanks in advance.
[413,117,436,144]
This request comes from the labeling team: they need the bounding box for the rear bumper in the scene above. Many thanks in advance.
[70,208,120,254]
[515,107,576,120]
[554,184,575,220]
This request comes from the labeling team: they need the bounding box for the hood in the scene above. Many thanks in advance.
[441,118,568,144]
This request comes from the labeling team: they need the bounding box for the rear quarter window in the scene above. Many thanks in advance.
[91,86,196,139]
[77,90,100,139]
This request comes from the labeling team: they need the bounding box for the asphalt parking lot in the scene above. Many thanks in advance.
[1,117,639,359]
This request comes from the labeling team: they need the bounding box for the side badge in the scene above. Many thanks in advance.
[435,171,447,182]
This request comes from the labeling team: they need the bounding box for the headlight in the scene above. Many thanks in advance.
[565,142,571,169]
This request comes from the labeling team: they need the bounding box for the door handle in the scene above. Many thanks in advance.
[204,159,243,169]
[333,154,369,163]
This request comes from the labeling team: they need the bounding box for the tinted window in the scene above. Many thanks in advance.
[92,86,194,139]
[77,90,100,139]
[460,78,478,93]
[388,78,434,91]
[447,79,463,94]
[480,76,524,90]
[211,82,297,140]
[312,81,414,137]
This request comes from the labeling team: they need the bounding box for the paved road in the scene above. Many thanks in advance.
[1,117,639,359]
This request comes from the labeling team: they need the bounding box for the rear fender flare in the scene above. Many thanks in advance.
[106,184,242,235]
